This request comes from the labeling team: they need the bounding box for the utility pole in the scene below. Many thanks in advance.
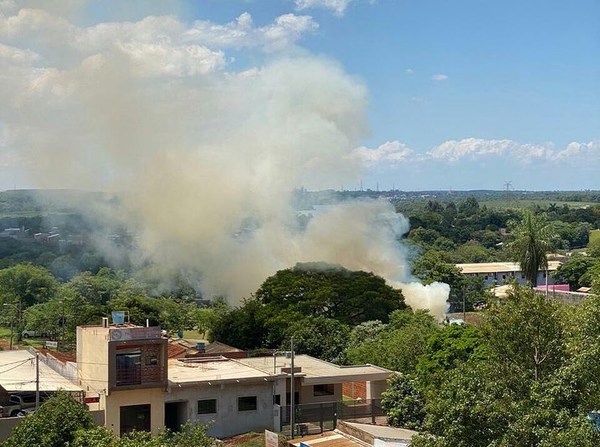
[290,337,295,439]
[35,352,40,410]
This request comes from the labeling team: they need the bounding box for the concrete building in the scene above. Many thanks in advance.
[73,322,392,439]
[456,261,561,287]
[76,322,168,436]
[167,357,285,437]
[240,354,391,406]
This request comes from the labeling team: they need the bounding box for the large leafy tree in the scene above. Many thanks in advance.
[554,256,598,290]
[484,286,565,382]
[256,263,405,325]
[345,309,439,373]
[284,316,350,364]
[0,263,58,307]
[380,373,425,430]
[4,392,95,447]
[507,210,555,286]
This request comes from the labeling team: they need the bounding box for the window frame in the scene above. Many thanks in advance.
[197,398,217,415]
[313,383,335,397]
[238,396,258,412]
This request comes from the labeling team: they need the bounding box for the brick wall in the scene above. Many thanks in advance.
[342,381,367,400]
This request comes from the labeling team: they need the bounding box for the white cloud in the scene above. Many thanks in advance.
[425,138,600,164]
[549,141,600,161]
[351,141,413,165]
[295,0,353,16]
[431,73,448,81]
[351,138,600,168]
[427,138,550,162]
[405,68,414,75]
[184,12,318,51]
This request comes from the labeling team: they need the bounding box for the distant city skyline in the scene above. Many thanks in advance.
[0,0,598,191]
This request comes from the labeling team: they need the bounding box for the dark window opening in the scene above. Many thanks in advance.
[313,384,335,396]
[197,399,217,414]
[238,396,257,411]
[116,351,141,386]
[120,404,150,435]
[273,394,281,405]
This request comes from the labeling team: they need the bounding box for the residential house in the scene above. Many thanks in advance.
[76,320,168,436]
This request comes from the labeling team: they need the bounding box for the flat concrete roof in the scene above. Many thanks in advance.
[240,355,392,385]
[0,350,82,392]
[168,357,275,385]
[457,261,561,275]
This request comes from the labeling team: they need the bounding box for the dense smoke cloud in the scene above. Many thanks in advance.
[0,2,449,318]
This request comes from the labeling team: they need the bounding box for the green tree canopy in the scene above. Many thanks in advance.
[4,392,95,447]
[256,263,405,325]
[345,309,439,373]
[284,316,350,364]
[0,263,58,308]
[380,373,425,430]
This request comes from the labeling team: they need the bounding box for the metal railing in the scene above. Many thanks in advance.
[279,399,385,436]
[115,366,164,387]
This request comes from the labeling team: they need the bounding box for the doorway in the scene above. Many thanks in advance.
[120,404,151,435]
[165,401,188,433]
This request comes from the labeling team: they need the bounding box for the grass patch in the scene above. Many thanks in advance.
[0,327,14,338]
[182,330,205,340]
[590,230,600,244]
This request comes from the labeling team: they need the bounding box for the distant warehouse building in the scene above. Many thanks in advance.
[456,261,562,287]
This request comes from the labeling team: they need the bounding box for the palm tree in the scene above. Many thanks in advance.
[509,210,555,286]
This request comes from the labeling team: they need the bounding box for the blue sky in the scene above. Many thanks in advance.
[0,0,599,191]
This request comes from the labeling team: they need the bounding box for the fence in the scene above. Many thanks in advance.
[278,399,385,436]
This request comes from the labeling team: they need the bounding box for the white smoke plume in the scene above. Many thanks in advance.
[0,2,449,318]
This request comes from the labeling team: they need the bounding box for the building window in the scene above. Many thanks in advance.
[273,394,281,405]
[238,396,257,411]
[116,351,141,386]
[197,399,217,415]
[313,384,335,396]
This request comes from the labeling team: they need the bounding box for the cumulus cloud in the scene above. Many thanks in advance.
[351,141,413,165]
[350,138,599,170]
[431,73,448,81]
[184,12,318,51]
[295,0,354,16]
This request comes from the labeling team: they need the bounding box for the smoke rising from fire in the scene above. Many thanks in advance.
[0,2,449,318]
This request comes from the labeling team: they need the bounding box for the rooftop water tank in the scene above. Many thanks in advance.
[111,311,126,325]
